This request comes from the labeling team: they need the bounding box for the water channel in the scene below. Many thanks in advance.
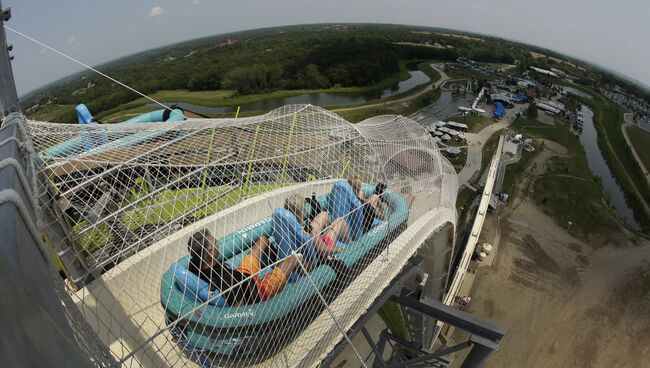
[146,68,432,115]
[579,105,639,229]
[411,91,476,125]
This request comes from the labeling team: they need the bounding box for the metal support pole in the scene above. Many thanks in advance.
[361,326,387,368]
[0,1,20,118]
[460,335,498,368]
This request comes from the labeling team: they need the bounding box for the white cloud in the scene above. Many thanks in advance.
[149,6,165,18]
[67,37,75,45]
[191,0,200,5]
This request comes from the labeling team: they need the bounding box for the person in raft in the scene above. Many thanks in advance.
[348,176,387,233]
[187,229,302,306]
[283,194,349,257]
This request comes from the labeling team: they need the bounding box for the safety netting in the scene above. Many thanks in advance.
[26,104,458,367]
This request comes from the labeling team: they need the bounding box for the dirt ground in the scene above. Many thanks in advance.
[457,142,650,367]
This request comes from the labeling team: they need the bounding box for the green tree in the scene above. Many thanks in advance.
[302,64,330,89]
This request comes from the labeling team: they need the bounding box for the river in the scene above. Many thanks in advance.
[411,91,476,125]
[579,105,640,229]
[146,69,432,115]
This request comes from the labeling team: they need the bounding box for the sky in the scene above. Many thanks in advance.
[4,0,650,96]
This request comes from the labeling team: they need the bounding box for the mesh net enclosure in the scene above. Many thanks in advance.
[25,104,458,367]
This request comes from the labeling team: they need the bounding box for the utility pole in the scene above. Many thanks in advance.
[0,0,20,119]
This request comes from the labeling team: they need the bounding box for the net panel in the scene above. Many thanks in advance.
[26,104,458,367]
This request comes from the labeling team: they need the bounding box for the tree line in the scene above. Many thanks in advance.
[24,25,543,122]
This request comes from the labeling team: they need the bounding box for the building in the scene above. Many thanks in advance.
[535,101,562,115]
[493,102,506,119]
[550,68,566,77]
[530,66,559,78]
[512,93,528,103]
[446,121,469,132]
[517,79,536,88]
[535,99,565,115]
[490,92,512,106]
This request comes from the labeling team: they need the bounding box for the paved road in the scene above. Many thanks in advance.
[622,113,650,188]
[457,104,528,185]
[333,64,450,113]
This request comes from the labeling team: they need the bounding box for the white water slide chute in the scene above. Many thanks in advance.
[25,104,458,367]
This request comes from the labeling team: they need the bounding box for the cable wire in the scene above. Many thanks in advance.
[5,26,183,119]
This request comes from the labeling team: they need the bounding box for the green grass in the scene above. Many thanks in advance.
[94,62,415,120]
[336,89,441,123]
[27,104,76,122]
[456,114,495,133]
[415,61,441,84]
[92,60,443,122]
[627,125,650,174]
[575,95,650,231]
[73,183,283,255]
[508,117,632,238]
[501,147,539,195]
[478,133,502,180]
[456,186,475,213]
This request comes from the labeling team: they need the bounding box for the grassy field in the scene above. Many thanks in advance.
[88,61,443,123]
[455,113,494,133]
[73,183,282,255]
[501,147,539,195]
[336,89,441,123]
[479,132,502,179]
[575,95,650,230]
[456,185,475,213]
[508,117,631,237]
[627,125,650,173]
[28,104,76,122]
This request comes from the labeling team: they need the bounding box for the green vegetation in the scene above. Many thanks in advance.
[479,133,502,178]
[25,24,535,123]
[508,117,631,238]
[73,183,281,255]
[412,60,441,84]
[457,113,494,133]
[627,125,650,172]
[501,148,539,195]
[456,186,475,213]
[336,89,440,123]
[575,95,650,231]
[27,104,76,122]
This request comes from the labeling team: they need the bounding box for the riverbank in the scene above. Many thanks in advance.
[452,128,650,366]
[93,61,430,121]
[507,115,633,239]
[575,94,650,232]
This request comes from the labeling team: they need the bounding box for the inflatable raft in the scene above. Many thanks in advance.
[43,103,185,158]
[160,181,409,363]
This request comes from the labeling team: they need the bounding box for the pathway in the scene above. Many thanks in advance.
[332,64,450,113]
[622,114,650,188]
[457,104,528,185]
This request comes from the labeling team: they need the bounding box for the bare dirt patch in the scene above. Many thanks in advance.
[455,140,650,367]
[529,51,576,68]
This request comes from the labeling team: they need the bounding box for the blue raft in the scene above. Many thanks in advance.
[43,104,185,158]
[160,181,409,362]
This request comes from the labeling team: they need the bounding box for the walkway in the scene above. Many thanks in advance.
[457,104,528,185]
[622,114,650,188]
